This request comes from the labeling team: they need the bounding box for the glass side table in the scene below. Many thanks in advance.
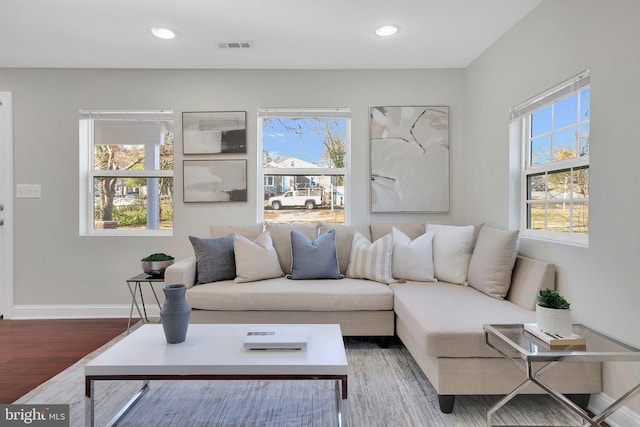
[125,273,164,332]
[484,323,640,427]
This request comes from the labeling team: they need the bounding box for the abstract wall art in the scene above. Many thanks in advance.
[183,159,247,203]
[182,111,247,154]
[370,106,450,212]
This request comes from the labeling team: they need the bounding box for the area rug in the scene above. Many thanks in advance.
[15,333,581,426]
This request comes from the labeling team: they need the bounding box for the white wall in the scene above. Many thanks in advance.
[0,68,466,310]
[466,0,640,417]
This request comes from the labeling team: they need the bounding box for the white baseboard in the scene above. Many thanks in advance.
[9,304,160,319]
[589,392,640,427]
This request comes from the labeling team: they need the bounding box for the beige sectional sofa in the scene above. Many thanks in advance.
[165,221,601,413]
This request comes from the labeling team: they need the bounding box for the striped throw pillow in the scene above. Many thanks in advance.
[346,231,395,284]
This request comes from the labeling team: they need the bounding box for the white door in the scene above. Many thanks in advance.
[0,92,14,318]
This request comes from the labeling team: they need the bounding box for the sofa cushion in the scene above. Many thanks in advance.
[210,223,263,240]
[426,224,474,285]
[189,235,236,284]
[468,225,520,299]
[392,227,436,282]
[233,231,284,283]
[266,223,319,274]
[370,221,425,242]
[390,281,535,358]
[346,231,395,284]
[507,256,556,310]
[319,223,371,275]
[289,229,342,280]
[186,277,394,311]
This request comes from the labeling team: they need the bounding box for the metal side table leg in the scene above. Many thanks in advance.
[125,282,144,333]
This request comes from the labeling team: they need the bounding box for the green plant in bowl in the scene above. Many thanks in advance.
[141,253,175,276]
[141,253,174,262]
[536,288,570,309]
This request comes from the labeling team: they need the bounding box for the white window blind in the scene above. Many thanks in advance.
[511,69,590,121]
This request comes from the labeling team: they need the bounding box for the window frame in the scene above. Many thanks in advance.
[79,110,174,236]
[257,108,351,224]
[510,70,590,246]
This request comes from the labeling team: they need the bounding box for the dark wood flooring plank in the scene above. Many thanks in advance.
[0,318,132,403]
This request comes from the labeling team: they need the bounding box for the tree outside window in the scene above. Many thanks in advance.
[80,111,174,235]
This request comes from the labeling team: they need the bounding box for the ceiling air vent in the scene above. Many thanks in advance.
[218,42,253,49]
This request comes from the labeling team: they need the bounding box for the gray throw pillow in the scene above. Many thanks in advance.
[288,229,342,280]
[189,235,236,284]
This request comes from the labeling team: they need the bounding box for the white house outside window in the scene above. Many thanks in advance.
[258,108,350,224]
[510,70,590,245]
[79,110,174,236]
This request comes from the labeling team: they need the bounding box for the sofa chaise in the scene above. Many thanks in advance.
[165,221,601,413]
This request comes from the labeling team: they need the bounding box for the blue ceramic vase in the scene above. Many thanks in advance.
[160,284,191,344]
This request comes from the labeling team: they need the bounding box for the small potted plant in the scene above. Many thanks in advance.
[536,288,572,336]
[141,253,175,277]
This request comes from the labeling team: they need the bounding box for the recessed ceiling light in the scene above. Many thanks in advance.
[375,25,400,37]
[150,27,177,40]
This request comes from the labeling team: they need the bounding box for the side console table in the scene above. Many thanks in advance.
[125,273,164,332]
[484,323,640,427]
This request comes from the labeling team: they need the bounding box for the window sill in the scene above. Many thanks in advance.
[81,229,173,237]
[520,232,588,248]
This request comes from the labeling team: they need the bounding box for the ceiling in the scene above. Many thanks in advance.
[0,0,542,69]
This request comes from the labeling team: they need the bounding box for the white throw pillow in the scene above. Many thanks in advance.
[425,224,474,285]
[392,227,436,282]
[233,231,284,283]
[346,231,395,284]
[467,225,520,299]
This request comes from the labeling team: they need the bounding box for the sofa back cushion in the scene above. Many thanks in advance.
[370,221,425,242]
[467,225,520,299]
[266,223,319,274]
[506,256,556,310]
[319,223,371,275]
[211,223,264,240]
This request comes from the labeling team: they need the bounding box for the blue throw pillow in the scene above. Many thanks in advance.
[189,235,236,284]
[288,229,342,280]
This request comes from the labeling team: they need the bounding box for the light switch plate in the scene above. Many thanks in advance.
[16,184,41,198]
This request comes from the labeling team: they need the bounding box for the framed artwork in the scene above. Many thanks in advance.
[183,159,247,203]
[370,106,450,212]
[182,111,247,154]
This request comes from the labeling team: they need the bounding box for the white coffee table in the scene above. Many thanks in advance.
[85,324,349,427]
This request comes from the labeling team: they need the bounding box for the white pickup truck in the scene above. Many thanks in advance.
[268,189,325,210]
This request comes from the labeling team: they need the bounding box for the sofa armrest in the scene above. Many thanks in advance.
[506,256,555,310]
[164,257,197,289]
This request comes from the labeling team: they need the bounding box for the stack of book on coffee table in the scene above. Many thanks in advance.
[524,323,587,351]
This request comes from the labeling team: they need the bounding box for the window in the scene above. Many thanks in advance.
[511,70,590,245]
[79,110,174,236]
[258,109,350,224]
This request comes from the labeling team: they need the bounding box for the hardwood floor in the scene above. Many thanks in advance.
[0,318,133,403]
